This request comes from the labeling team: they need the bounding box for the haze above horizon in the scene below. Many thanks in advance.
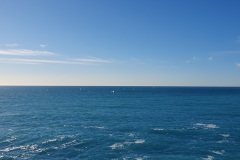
[1,0,240,86]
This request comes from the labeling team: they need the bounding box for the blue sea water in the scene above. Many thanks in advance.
[0,86,240,160]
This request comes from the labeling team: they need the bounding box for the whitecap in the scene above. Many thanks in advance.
[109,143,124,150]
[202,155,214,160]
[61,140,84,148]
[135,139,145,144]
[135,156,149,160]
[124,156,148,160]
[42,138,58,144]
[128,133,136,137]
[217,140,229,143]
[29,144,38,150]
[52,146,59,150]
[36,148,44,153]
[82,126,105,129]
[195,123,219,129]
[211,150,225,155]
[153,128,164,131]
[0,144,39,152]
[5,136,17,142]
[0,145,29,152]
[206,124,219,129]
[109,139,145,150]
[220,134,230,138]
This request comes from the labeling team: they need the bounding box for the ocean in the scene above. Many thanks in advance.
[0,86,239,160]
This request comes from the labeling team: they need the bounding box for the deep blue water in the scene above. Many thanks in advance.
[0,86,240,160]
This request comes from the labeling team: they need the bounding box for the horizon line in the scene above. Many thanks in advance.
[0,85,240,87]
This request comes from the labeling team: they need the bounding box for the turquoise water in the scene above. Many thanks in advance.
[0,86,240,160]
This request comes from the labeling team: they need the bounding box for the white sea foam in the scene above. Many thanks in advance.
[2,156,17,159]
[220,134,230,138]
[109,139,145,150]
[0,146,17,152]
[211,150,225,155]
[128,133,136,137]
[83,126,105,129]
[135,156,149,160]
[52,146,59,150]
[42,138,58,144]
[5,136,17,142]
[109,143,124,149]
[61,141,75,148]
[29,144,38,150]
[135,139,145,144]
[0,146,27,152]
[195,123,219,129]
[202,155,214,160]
[109,142,132,150]
[61,140,84,149]
[124,156,148,160]
[36,148,44,153]
[217,140,229,143]
[0,144,37,152]
[153,128,164,131]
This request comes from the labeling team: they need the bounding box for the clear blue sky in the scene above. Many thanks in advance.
[0,0,240,86]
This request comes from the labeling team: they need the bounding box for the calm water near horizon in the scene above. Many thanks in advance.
[0,86,240,159]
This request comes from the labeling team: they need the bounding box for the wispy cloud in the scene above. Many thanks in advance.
[0,58,80,64]
[72,57,113,63]
[185,57,198,63]
[40,44,47,48]
[4,44,18,47]
[236,63,240,67]
[0,49,55,56]
[0,48,114,65]
[208,57,213,60]
[0,57,114,65]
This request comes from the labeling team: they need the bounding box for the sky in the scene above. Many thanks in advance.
[0,0,240,86]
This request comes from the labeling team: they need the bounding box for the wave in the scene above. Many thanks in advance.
[109,143,124,150]
[128,133,136,137]
[195,123,219,129]
[135,139,145,144]
[5,136,17,142]
[42,138,58,144]
[0,155,17,159]
[0,144,37,152]
[135,157,148,160]
[123,155,148,160]
[82,125,105,129]
[217,134,230,143]
[217,140,229,143]
[153,128,164,131]
[202,155,214,160]
[109,139,145,150]
[211,150,225,155]
[220,134,230,138]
